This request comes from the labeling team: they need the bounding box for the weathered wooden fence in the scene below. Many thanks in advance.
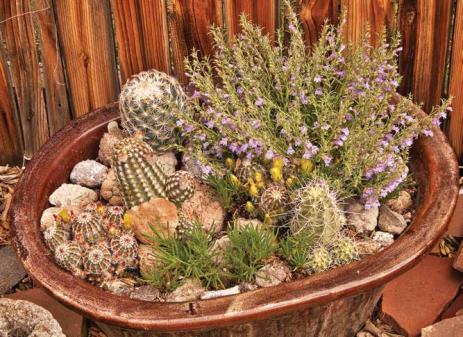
[0,0,462,166]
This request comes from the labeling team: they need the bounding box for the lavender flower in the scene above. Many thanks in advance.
[255,98,264,107]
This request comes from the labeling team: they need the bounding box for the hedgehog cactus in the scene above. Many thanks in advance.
[332,237,359,265]
[43,223,70,252]
[235,159,266,184]
[104,205,126,235]
[83,243,113,282]
[259,184,289,216]
[119,69,186,150]
[113,137,168,209]
[110,232,139,272]
[54,242,83,276]
[72,211,106,245]
[289,180,345,244]
[308,246,332,273]
[165,170,195,205]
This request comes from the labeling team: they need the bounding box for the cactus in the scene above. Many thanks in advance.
[308,246,332,273]
[289,180,345,244]
[165,170,195,205]
[110,232,139,272]
[235,159,266,184]
[104,205,125,233]
[72,211,106,245]
[119,69,186,150]
[176,212,194,239]
[113,137,168,209]
[83,243,113,282]
[54,242,83,276]
[259,184,289,216]
[43,223,70,252]
[332,237,358,265]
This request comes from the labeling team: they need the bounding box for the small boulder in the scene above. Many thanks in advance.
[167,279,205,302]
[234,218,264,231]
[49,184,97,210]
[138,244,158,279]
[0,246,27,295]
[98,121,124,166]
[387,190,413,214]
[378,205,407,235]
[127,198,179,244]
[100,169,123,206]
[421,316,463,337]
[129,285,161,302]
[200,286,240,300]
[101,278,135,295]
[70,160,108,188]
[40,207,63,229]
[210,235,231,265]
[356,239,382,256]
[255,260,291,288]
[345,199,378,233]
[372,231,394,247]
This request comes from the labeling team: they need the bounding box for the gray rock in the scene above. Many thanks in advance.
[49,184,97,210]
[378,205,407,235]
[345,199,379,233]
[101,278,135,295]
[0,246,26,295]
[255,261,291,288]
[372,231,394,247]
[167,279,205,302]
[386,190,413,214]
[70,160,108,188]
[0,298,65,337]
[129,286,161,302]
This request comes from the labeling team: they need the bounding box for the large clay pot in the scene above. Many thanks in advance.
[9,102,459,337]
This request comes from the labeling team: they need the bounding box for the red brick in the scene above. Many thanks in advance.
[5,288,84,337]
[382,255,463,337]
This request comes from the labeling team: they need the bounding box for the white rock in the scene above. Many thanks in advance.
[167,279,205,302]
[255,261,291,288]
[378,205,407,235]
[372,231,394,247]
[70,160,108,187]
[40,207,63,229]
[234,218,264,231]
[386,190,413,214]
[200,286,240,300]
[345,199,379,233]
[49,184,97,210]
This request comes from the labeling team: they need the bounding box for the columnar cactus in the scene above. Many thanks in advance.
[54,242,83,276]
[113,137,168,209]
[165,170,195,205]
[119,69,186,150]
[83,243,113,282]
[289,180,345,244]
[110,232,139,272]
[72,211,106,245]
[43,224,70,252]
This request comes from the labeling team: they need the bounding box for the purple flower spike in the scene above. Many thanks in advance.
[322,155,332,166]
[314,75,322,83]
[423,129,433,137]
[287,145,295,155]
[315,88,323,96]
[255,98,264,107]
[265,149,275,160]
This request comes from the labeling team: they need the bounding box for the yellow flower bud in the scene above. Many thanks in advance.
[57,209,70,223]
[108,226,118,236]
[286,176,296,188]
[245,201,255,213]
[228,174,241,187]
[300,159,314,174]
[123,213,133,230]
[270,167,283,182]
[225,157,235,170]
[254,171,264,182]
[256,180,265,189]
[264,214,273,225]
[248,183,259,197]
[272,157,285,169]
[97,204,106,216]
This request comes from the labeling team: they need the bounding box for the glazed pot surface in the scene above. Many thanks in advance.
[9,102,459,335]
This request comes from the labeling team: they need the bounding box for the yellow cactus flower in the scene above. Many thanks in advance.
[272,157,285,169]
[254,171,264,183]
[248,183,259,197]
[286,176,296,188]
[228,174,241,187]
[245,201,255,213]
[264,213,273,225]
[225,157,235,170]
[97,204,106,215]
[57,209,70,222]
[123,213,133,230]
[300,159,314,174]
[256,180,266,189]
[108,226,118,236]
[270,167,283,182]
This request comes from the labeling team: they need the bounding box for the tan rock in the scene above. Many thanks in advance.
[255,260,291,288]
[49,184,97,211]
[100,169,123,206]
[146,152,177,176]
[40,207,63,229]
[138,244,158,279]
[421,316,463,337]
[453,242,463,272]
[181,181,224,233]
[234,218,264,231]
[167,279,205,302]
[98,121,124,166]
[127,198,179,244]
[356,239,382,256]
[378,205,407,235]
[210,235,231,265]
[387,190,413,214]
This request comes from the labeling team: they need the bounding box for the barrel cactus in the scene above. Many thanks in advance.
[113,137,168,209]
[165,170,195,205]
[259,184,288,216]
[308,246,332,273]
[332,237,359,265]
[83,243,113,282]
[43,223,70,252]
[72,211,106,245]
[110,232,139,272]
[54,241,83,276]
[119,69,186,150]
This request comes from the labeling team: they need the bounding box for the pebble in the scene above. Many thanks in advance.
[70,160,108,188]
[378,205,407,235]
[345,199,379,233]
[386,190,413,214]
[372,231,395,247]
[234,218,264,231]
[100,169,123,206]
[255,260,291,288]
[200,286,240,300]
[49,184,97,210]
[138,244,158,279]
[210,235,230,265]
[167,279,205,302]
[98,121,124,167]
[129,285,161,302]
[356,239,382,256]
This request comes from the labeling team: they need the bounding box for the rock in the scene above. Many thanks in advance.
[239,282,258,292]
[181,181,225,233]
[6,288,83,337]
[234,218,264,230]
[147,152,177,176]
[49,184,97,210]
[40,207,63,229]
[138,244,158,278]
[372,231,394,247]
[382,255,463,337]
[0,298,65,337]
[100,169,123,206]
[0,245,27,295]
[129,285,161,302]
[421,316,463,337]
[210,235,230,265]
[378,205,407,235]
[200,286,240,300]
[101,278,135,295]
[403,211,412,223]
[255,260,291,288]
[127,198,179,244]
[386,190,413,214]
[345,199,378,233]
[70,160,108,188]
[98,121,124,166]
[453,242,463,272]
[167,279,205,302]
[447,195,463,237]
[356,332,375,337]
[356,239,382,256]
[442,293,463,319]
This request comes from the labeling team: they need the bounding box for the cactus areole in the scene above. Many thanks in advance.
[9,102,459,335]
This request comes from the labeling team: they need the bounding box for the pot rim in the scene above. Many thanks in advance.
[10,102,459,332]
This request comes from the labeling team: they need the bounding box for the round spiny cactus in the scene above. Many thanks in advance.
[43,223,70,252]
[332,237,359,265]
[119,69,186,150]
[308,246,332,273]
[83,243,113,282]
[72,211,106,245]
[176,212,194,239]
[113,137,168,209]
[289,180,345,244]
[235,159,266,184]
[54,241,83,276]
[110,232,139,272]
[259,184,289,216]
[165,170,195,205]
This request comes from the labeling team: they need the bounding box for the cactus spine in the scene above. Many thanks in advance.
[72,211,106,245]
[259,184,289,216]
[83,243,113,282]
[308,246,332,273]
[332,237,358,265]
[54,242,83,276]
[119,69,186,150]
[165,170,195,205]
[43,224,70,252]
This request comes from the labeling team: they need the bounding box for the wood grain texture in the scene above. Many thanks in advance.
[53,0,119,117]
[397,0,417,95]
[297,0,339,47]
[410,0,452,112]
[342,0,394,46]
[447,0,463,161]
[167,0,223,83]
[225,0,277,41]
[111,0,170,84]
[0,0,50,158]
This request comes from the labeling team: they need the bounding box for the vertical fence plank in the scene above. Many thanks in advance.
[111,0,170,84]
[342,0,394,46]
[54,0,119,117]
[410,0,452,112]
[397,0,416,95]
[0,1,50,158]
[448,0,463,161]
[298,0,339,47]
[167,0,223,83]
[225,0,277,40]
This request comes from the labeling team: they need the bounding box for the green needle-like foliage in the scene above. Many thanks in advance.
[280,229,318,272]
[206,175,245,211]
